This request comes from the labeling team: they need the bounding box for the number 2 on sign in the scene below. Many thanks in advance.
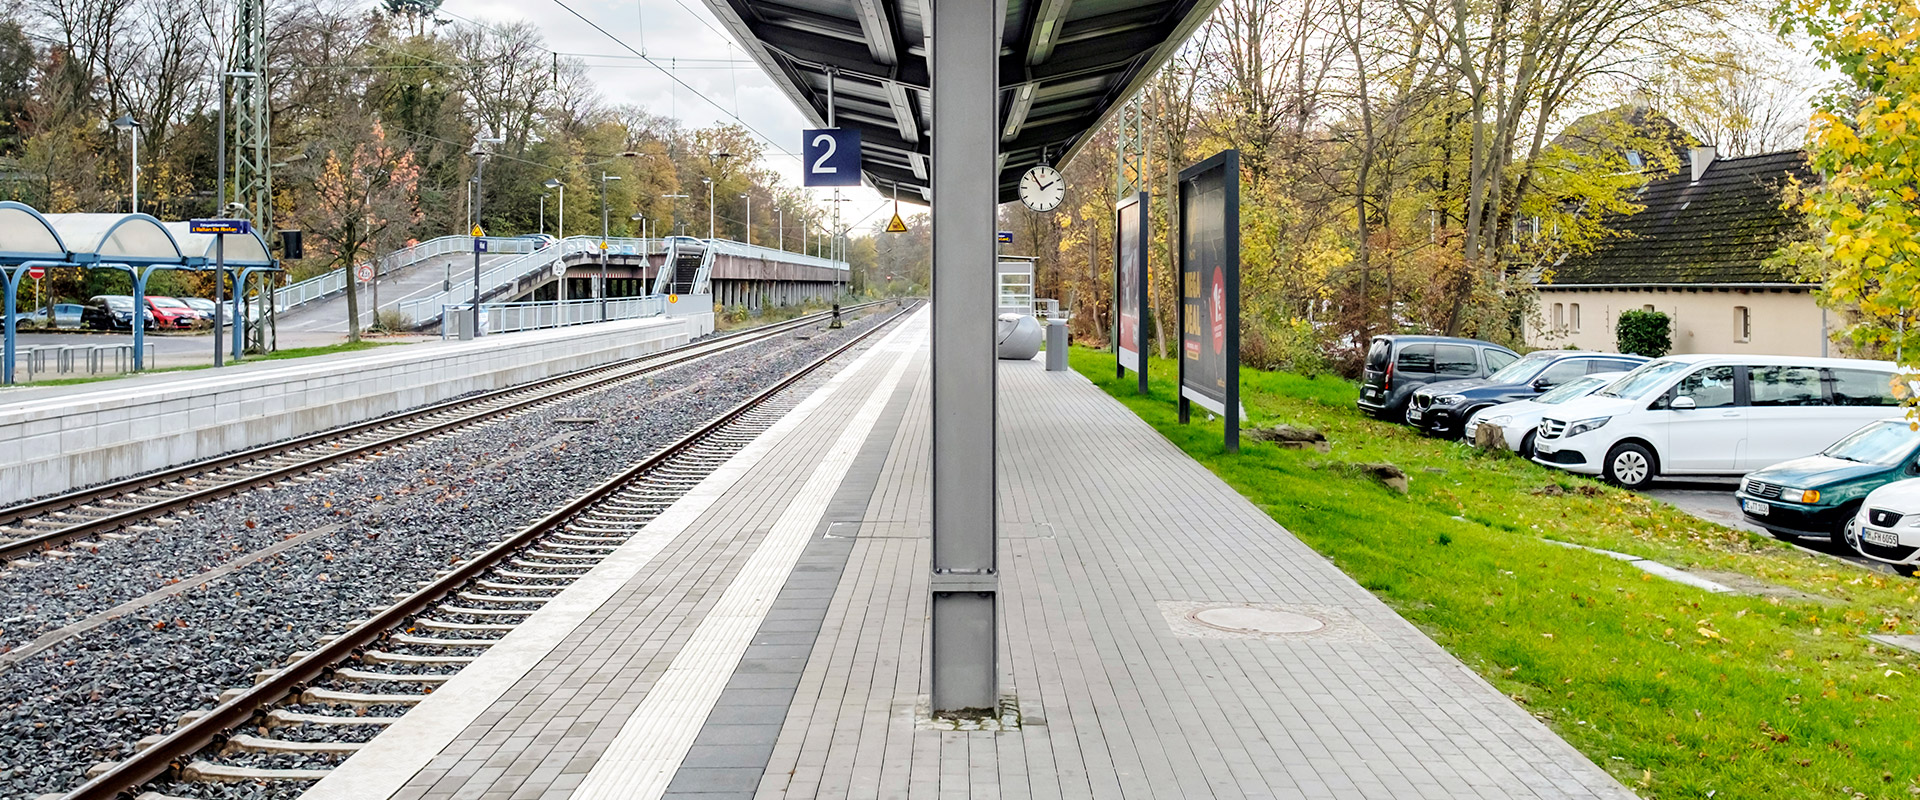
[811,133,837,174]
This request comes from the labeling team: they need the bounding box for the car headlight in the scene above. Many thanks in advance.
[1487,415,1513,426]
[1781,487,1821,504]
[1435,394,1466,406]
[1564,416,1611,437]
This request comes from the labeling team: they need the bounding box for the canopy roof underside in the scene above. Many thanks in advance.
[703,0,1218,204]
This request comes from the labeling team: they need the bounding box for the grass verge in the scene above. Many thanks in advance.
[8,340,403,387]
[1071,346,1919,799]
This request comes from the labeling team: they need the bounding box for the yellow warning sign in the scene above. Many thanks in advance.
[598,240,608,250]
[668,294,680,303]
[885,213,908,233]
[470,224,485,237]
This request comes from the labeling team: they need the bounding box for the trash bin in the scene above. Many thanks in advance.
[1045,319,1068,371]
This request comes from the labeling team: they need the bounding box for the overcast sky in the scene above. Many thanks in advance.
[441,0,905,236]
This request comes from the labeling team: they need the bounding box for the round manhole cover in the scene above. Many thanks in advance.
[1190,606,1325,635]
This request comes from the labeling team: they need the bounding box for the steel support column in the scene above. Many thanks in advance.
[929,0,1001,713]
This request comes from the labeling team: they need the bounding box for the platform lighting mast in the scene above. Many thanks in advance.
[229,0,271,233]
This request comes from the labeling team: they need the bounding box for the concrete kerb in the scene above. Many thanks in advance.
[0,316,694,505]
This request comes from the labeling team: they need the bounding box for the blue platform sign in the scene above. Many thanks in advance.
[802,128,861,187]
[997,231,1013,245]
[189,218,251,235]
[475,238,490,253]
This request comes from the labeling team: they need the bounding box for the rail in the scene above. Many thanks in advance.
[54,299,911,800]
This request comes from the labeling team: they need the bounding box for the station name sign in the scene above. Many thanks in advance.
[189,218,252,235]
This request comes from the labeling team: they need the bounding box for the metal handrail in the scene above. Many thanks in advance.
[441,295,668,338]
[274,235,540,313]
[398,236,654,325]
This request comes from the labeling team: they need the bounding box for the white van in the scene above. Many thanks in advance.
[1531,354,1901,488]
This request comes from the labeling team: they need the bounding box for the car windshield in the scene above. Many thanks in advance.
[102,298,132,309]
[1485,351,1558,384]
[1596,359,1691,399]
[1365,339,1390,372]
[1537,375,1609,404]
[151,298,188,308]
[1822,421,1920,466]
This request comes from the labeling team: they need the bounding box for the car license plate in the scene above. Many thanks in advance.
[1407,408,1423,421]
[1742,499,1769,516]
[1864,527,1900,547]
[1535,441,1557,456]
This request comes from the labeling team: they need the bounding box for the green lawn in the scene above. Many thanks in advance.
[1071,346,1920,799]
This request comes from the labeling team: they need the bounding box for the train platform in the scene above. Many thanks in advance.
[303,306,1632,800]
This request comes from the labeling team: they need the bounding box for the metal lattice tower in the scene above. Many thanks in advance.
[1114,95,1148,199]
[229,0,271,232]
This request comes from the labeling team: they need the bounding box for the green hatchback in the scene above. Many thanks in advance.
[1736,418,1920,545]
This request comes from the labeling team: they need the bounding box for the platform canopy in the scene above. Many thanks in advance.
[43,213,185,265]
[0,202,70,263]
[163,222,276,268]
[703,0,1219,204]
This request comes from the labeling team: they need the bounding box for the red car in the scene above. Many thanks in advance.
[144,296,202,329]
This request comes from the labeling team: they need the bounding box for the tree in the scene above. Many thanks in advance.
[305,121,421,341]
[1776,0,1920,359]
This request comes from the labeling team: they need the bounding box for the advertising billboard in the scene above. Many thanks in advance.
[1177,150,1241,451]
[1114,192,1149,393]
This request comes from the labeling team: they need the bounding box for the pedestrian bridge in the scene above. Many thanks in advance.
[274,235,849,332]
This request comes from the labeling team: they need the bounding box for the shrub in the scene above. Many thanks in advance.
[374,309,412,332]
[1616,309,1670,357]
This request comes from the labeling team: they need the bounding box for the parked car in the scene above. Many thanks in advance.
[1735,418,1920,545]
[46,303,84,328]
[82,296,154,330]
[143,296,200,329]
[1462,372,1629,457]
[2,308,47,328]
[1533,354,1901,489]
[181,297,260,324]
[1846,480,1920,576]
[1357,335,1521,421]
[1409,350,1648,438]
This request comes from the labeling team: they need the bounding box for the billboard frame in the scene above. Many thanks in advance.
[1176,149,1240,452]
[1114,191,1150,394]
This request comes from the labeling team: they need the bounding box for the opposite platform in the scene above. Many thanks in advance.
[307,308,1633,800]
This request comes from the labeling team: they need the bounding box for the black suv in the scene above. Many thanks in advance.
[1406,350,1648,439]
[82,295,154,330]
[1358,335,1520,421]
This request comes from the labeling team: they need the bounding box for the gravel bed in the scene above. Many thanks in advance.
[0,307,898,798]
[269,721,386,743]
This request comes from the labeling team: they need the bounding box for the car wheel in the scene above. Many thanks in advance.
[1602,442,1657,489]
[1894,564,1916,577]
[1518,430,1537,459]
[1832,506,1861,549]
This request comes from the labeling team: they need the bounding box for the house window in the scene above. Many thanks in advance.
[1569,303,1581,333]
[1553,303,1565,332]
[1734,306,1751,343]
[1642,304,1655,312]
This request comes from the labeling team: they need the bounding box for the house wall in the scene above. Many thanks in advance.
[1527,286,1835,356]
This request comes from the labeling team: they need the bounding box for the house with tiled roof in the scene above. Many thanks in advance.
[1528,146,1834,356]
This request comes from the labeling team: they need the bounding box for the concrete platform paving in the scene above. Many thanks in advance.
[307,308,1635,800]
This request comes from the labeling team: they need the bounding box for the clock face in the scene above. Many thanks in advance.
[1018,165,1065,212]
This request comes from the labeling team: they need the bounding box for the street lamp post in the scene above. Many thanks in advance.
[777,206,784,252]
[703,178,714,239]
[599,172,622,321]
[110,115,141,214]
[741,194,752,247]
[543,179,565,239]
[539,195,547,236]
[469,135,503,337]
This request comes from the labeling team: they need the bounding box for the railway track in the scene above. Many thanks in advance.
[0,302,886,565]
[56,299,918,800]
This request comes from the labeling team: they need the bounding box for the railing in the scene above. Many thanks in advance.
[399,236,656,326]
[705,238,848,271]
[273,236,540,313]
[440,295,666,339]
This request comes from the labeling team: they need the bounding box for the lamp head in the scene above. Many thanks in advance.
[110,114,139,131]
[543,178,563,189]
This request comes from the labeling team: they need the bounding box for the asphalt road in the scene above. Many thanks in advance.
[1642,479,1907,576]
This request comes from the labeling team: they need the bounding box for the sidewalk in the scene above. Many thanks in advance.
[308,308,1634,799]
